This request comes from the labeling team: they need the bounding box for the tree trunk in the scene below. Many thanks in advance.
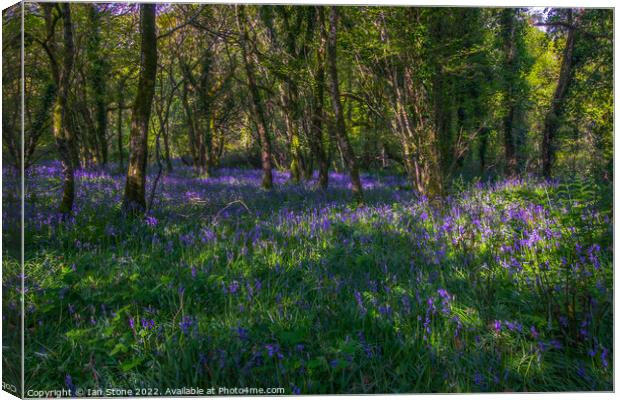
[479,127,489,175]
[197,49,214,176]
[501,9,518,176]
[325,6,363,200]
[156,106,174,174]
[282,12,303,184]
[311,7,329,189]
[44,4,76,214]
[236,5,273,189]
[122,4,157,213]
[181,81,199,166]
[279,85,302,183]
[542,11,575,178]
[162,113,173,172]
[87,4,108,166]
[116,80,124,170]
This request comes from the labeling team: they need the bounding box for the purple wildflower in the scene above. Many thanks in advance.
[141,318,155,330]
[179,316,197,336]
[265,344,283,359]
[378,304,392,315]
[228,281,240,294]
[401,295,411,314]
[601,346,609,369]
[65,374,76,397]
[354,291,367,315]
[236,326,249,341]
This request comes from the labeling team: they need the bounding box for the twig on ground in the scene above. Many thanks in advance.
[212,199,251,224]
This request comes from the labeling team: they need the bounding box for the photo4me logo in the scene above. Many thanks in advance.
[162,387,287,396]
[216,387,286,395]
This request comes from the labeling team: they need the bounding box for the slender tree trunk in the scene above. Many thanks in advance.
[503,106,517,175]
[325,6,363,200]
[479,127,489,175]
[156,103,174,173]
[60,4,75,214]
[311,7,329,189]
[74,96,98,166]
[95,100,108,165]
[87,4,108,166]
[501,9,518,176]
[542,11,575,178]
[264,7,303,183]
[162,112,173,172]
[44,4,76,214]
[122,4,157,213]
[197,49,214,176]
[279,85,302,183]
[181,82,199,166]
[116,80,124,170]
[282,16,302,184]
[236,5,273,189]
[213,116,225,166]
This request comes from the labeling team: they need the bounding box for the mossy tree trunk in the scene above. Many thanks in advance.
[122,4,157,214]
[310,7,329,190]
[542,11,575,179]
[326,6,363,200]
[236,5,273,189]
[43,3,76,214]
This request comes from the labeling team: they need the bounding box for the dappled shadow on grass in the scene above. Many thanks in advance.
[20,164,612,393]
[25,217,611,392]
[23,163,415,245]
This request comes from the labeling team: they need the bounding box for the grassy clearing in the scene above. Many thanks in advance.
[3,164,612,394]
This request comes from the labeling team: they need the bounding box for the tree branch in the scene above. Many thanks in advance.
[157,6,205,40]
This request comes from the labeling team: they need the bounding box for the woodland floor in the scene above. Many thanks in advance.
[2,162,613,393]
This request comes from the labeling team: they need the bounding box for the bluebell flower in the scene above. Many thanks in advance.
[65,374,76,397]
[179,316,197,336]
[354,291,366,315]
[236,326,249,341]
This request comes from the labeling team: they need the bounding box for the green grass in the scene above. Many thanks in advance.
[3,170,613,394]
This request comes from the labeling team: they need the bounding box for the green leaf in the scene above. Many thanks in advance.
[120,357,144,372]
[307,357,326,370]
[109,343,128,356]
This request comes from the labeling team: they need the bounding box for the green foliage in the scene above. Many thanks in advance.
[18,169,612,393]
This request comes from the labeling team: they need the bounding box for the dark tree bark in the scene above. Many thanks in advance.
[43,3,76,214]
[279,8,303,183]
[86,4,108,165]
[236,5,273,189]
[25,82,56,170]
[116,79,125,170]
[181,80,199,166]
[122,4,157,213]
[162,119,173,172]
[542,10,575,178]
[501,9,518,176]
[310,7,329,189]
[196,49,214,176]
[326,6,363,199]
[479,127,489,174]
[155,85,175,173]
[154,66,177,172]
